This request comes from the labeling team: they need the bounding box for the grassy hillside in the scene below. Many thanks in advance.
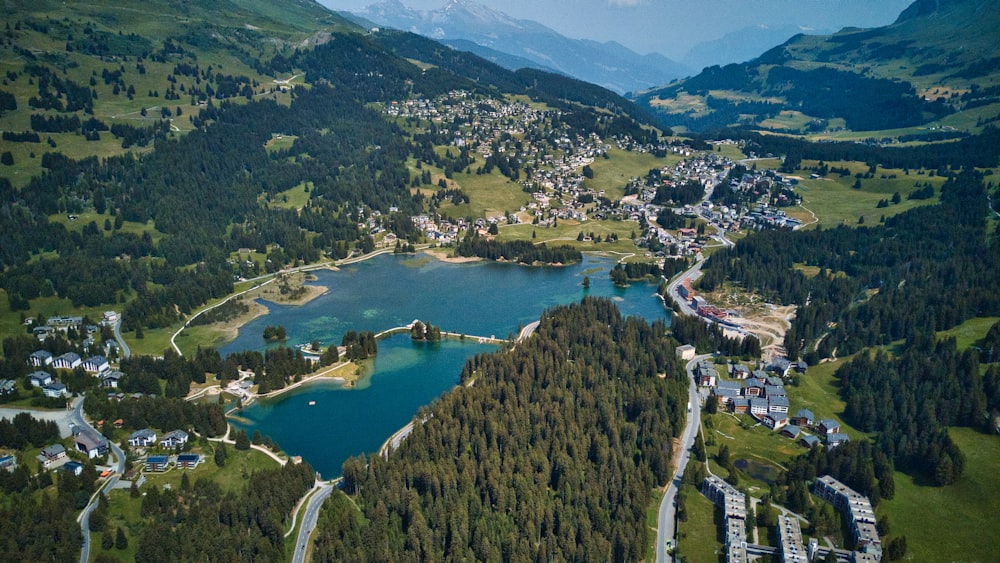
[635,0,1000,138]
[0,0,354,185]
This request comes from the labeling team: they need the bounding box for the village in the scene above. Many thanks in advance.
[382,90,806,260]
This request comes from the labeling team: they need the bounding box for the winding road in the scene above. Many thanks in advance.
[291,481,335,563]
[73,397,126,563]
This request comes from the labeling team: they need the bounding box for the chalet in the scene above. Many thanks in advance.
[62,461,84,476]
[749,397,769,417]
[101,371,123,389]
[28,350,53,367]
[763,413,788,430]
[793,360,808,374]
[780,425,801,439]
[698,372,717,387]
[129,429,157,448]
[160,430,189,449]
[42,381,68,398]
[145,455,169,472]
[798,435,821,449]
[751,370,769,382]
[38,444,66,468]
[732,397,750,414]
[818,419,841,436]
[826,432,850,447]
[82,356,110,374]
[717,379,743,395]
[0,379,16,396]
[52,353,82,370]
[177,453,202,469]
[28,371,53,387]
[764,384,786,398]
[0,454,16,472]
[793,409,814,427]
[768,395,790,414]
[730,364,750,379]
[714,386,740,407]
[769,357,792,377]
[75,430,110,459]
[745,380,765,397]
[33,326,55,341]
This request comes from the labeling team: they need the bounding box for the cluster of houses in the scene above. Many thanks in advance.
[144,453,202,473]
[35,425,111,472]
[128,428,189,450]
[385,90,715,242]
[26,349,120,398]
[26,312,120,357]
[699,360,850,449]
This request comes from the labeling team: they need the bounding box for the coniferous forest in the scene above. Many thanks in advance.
[699,170,1000,483]
[314,298,687,561]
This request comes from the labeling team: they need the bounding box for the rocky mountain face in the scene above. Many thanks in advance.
[352,0,689,94]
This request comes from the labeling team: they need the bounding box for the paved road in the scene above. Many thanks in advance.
[665,258,705,317]
[656,355,708,563]
[292,481,335,563]
[113,318,130,359]
[73,397,126,563]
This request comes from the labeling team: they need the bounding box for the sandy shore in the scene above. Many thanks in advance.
[423,248,482,263]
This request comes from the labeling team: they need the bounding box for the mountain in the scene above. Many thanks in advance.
[680,24,829,73]
[635,0,1000,136]
[348,0,689,94]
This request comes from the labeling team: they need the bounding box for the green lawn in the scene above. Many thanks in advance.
[266,182,312,210]
[498,218,644,257]
[677,483,723,563]
[94,446,283,561]
[789,162,945,228]
[937,316,999,351]
[584,147,675,199]
[645,488,665,561]
[444,169,532,219]
[883,427,1000,562]
[703,413,799,491]
[789,358,864,439]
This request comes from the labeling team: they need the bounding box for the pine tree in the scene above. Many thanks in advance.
[115,527,127,550]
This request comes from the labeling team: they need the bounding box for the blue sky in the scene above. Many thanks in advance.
[318,0,914,59]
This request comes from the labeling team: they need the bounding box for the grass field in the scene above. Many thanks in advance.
[789,162,945,228]
[498,219,645,258]
[677,483,722,563]
[266,182,312,210]
[444,169,531,219]
[883,427,1000,562]
[788,358,865,440]
[645,488,665,561]
[92,445,282,561]
[583,147,675,199]
[936,316,999,351]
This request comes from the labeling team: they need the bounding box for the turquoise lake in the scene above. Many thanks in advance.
[227,253,669,478]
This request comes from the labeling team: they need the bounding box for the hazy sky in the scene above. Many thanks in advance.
[318,0,914,59]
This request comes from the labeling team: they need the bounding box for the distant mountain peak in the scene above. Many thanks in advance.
[354,0,688,93]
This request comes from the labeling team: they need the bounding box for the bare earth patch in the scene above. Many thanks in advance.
[703,286,796,362]
[423,248,483,263]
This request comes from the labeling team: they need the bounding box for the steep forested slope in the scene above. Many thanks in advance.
[315,298,687,561]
